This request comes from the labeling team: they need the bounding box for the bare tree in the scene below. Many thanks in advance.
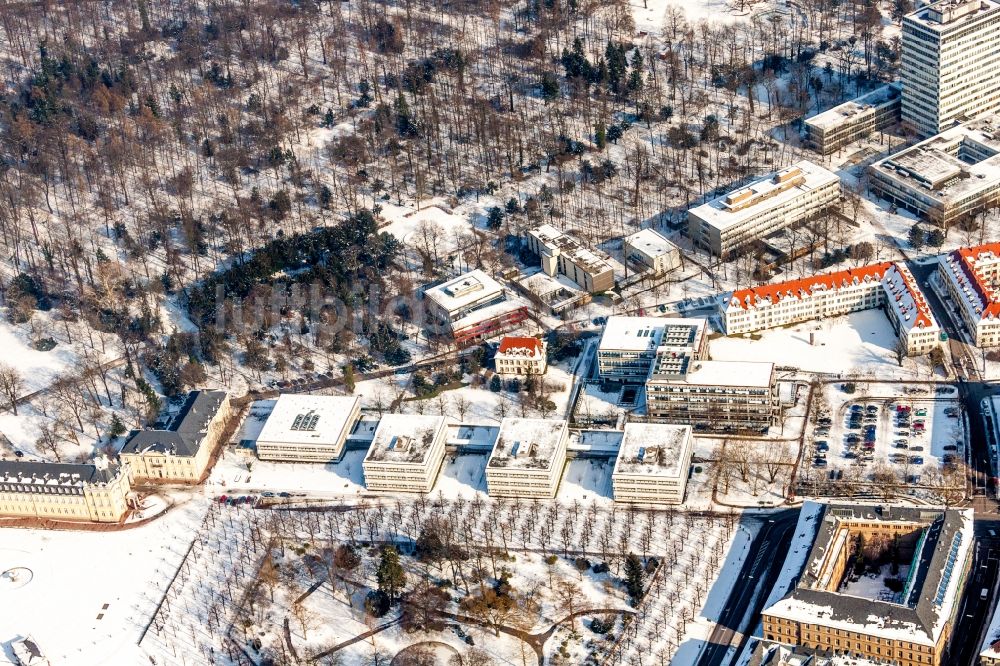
[0,364,24,415]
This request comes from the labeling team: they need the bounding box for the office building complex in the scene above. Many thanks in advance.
[805,83,902,155]
[720,261,941,355]
[255,394,362,462]
[939,243,1000,346]
[0,458,132,523]
[611,423,693,504]
[763,503,974,666]
[485,418,569,498]
[526,224,615,293]
[597,316,707,383]
[623,228,682,275]
[687,161,841,258]
[869,116,1000,227]
[362,414,448,493]
[901,0,1000,137]
[424,270,529,346]
[120,390,230,482]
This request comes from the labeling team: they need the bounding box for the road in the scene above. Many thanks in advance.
[946,521,1000,666]
[698,509,800,666]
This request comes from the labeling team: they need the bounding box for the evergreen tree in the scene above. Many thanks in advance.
[486,206,505,230]
[624,553,645,604]
[595,122,607,149]
[109,414,127,439]
[376,546,407,602]
[627,50,643,93]
[540,72,560,102]
[908,224,925,250]
[489,374,502,392]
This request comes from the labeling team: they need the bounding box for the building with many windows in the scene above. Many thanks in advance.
[805,83,902,155]
[720,261,941,355]
[597,316,707,383]
[120,390,230,483]
[494,336,547,376]
[869,116,1000,227]
[939,242,1000,346]
[485,418,569,498]
[645,357,779,433]
[423,270,529,346]
[687,161,841,258]
[255,394,362,462]
[526,224,616,293]
[763,503,974,666]
[0,458,133,523]
[901,0,1000,137]
[611,423,693,504]
[362,414,448,493]
[623,228,682,275]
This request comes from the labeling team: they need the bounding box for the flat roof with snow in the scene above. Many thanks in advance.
[624,228,679,258]
[805,83,901,131]
[598,316,706,353]
[688,161,839,231]
[256,394,361,446]
[905,0,1000,30]
[365,414,447,465]
[612,423,692,477]
[654,359,774,387]
[425,269,505,314]
[488,418,568,470]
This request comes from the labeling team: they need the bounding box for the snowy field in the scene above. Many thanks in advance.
[0,497,208,666]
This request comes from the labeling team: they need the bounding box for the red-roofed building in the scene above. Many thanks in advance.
[720,261,941,355]
[939,243,1000,346]
[495,336,547,376]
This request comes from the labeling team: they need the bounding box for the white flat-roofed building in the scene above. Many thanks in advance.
[901,0,1000,137]
[597,316,707,383]
[805,83,902,155]
[526,224,616,293]
[624,228,682,275]
[687,161,841,258]
[255,394,362,462]
[611,423,693,504]
[424,270,529,346]
[485,418,569,498]
[645,358,779,433]
[362,414,448,493]
[869,116,1000,226]
[939,243,1000,346]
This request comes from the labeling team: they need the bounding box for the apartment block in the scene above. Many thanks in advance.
[423,270,529,346]
[763,503,973,666]
[624,228,682,275]
[901,0,1000,137]
[720,261,941,355]
[526,224,615,293]
[362,414,448,493]
[0,458,132,523]
[597,316,707,383]
[120,390,230,483]
[611,423,693,504]
[869,115,1000,227]
[939,243,1000,346]
[645,357,779,434]
[256,394,362,462]
[485,418,569,498]
[805,83,902,155]
[494,336,547,376]
[687,161,841,258]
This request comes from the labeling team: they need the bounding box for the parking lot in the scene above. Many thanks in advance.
[806,383,965,487]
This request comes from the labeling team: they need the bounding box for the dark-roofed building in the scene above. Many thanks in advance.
[120,390,230,482]
[762,503,974,666]
[0,457,132,522]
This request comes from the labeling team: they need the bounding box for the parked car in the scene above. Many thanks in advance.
[908,456,925,465]
[262,491,275,498]
[943,444,958,451]
[816,442,829,452]
[894,440,908,448]
[814,458,828,467]
[915,408,928,417]
[909,446,924,452]
[278,491,291,498]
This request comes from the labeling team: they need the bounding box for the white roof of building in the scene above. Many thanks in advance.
[364,414,446,465]
[612,423,692,477]
[681,360,774,387]
[905,0,1000,30]
[256,394,360,445]
[883,263,940,333]
[528,224,614,276]
[688,160,840,231]
[598,316,706,353]
[488,417,567,470]
[805,83,901,131]
[425,269,505,313]
[624,228,679,258]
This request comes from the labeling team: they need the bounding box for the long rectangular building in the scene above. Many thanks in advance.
[362,414,448,493]
[597,316,707,383]
[687,161,841,258]
[901,0,1000,137]
[423,270,529,345]
[805,83,902,155]
[485,418,569,498]
[939,243,1000,346]
[526,224,615,293]
[611,423,693,504]
[256,394,362,462]
[720,261,940,355]
[869,115,1000,226]
[0,459,132,523]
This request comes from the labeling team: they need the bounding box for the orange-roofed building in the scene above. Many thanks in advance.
[939,243,1000,347]
[495,336,548,376]
[720,260,940,355]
